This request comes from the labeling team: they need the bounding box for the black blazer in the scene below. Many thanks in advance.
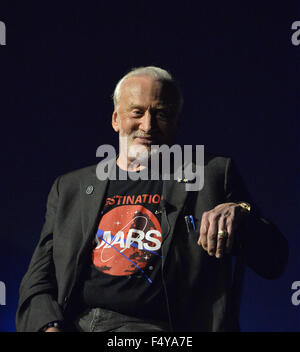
[15,154,288,331]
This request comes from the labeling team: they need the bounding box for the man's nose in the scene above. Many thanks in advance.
[140,109,154,132]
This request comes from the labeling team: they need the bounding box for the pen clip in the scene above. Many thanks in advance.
[184,215,196,234]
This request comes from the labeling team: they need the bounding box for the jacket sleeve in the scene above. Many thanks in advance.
[15,177,64,332]
[224,158,288,279]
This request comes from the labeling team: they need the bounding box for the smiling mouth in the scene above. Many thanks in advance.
[134,137,155,144]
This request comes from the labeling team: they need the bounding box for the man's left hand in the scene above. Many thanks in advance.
[197,202,246,259]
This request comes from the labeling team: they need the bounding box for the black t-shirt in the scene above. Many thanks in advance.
[79,166,169,322]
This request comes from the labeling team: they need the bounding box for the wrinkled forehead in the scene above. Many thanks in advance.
[120,76,178,107]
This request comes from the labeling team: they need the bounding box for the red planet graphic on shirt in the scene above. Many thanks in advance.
[92,205,162,276]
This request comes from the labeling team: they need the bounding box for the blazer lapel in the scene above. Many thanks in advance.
[80,158,117,248]
[161,179,189,265]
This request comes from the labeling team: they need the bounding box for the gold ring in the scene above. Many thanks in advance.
[217,230,228,239]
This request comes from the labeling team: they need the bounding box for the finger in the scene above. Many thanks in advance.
[206,213,218,256]
[198,212,209,249]
[216,216,227,258]
[225,213,235,253]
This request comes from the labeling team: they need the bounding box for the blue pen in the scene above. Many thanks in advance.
[189,215,196,230]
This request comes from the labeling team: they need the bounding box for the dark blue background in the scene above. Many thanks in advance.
[0,1,299,331]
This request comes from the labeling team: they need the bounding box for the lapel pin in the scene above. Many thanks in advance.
[86,185,94,195]
[177,177,190,183]
[177,177,195,183]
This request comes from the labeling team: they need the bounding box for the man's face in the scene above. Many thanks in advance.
[112,75,179,160]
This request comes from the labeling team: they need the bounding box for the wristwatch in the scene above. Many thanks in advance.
[40,321,62,332]
[237,201,251,213]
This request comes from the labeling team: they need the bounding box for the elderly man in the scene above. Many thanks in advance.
[16,66,288,332]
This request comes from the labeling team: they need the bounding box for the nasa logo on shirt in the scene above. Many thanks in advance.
[92,205,162,276]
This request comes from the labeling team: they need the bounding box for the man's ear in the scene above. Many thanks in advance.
[112,110,119,132]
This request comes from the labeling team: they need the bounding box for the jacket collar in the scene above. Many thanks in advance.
[80,157,116,246]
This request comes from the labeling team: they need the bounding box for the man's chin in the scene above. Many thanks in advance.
[128,144,150,160]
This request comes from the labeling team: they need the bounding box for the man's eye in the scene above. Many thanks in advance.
[132,110,143,116]
[156,111,168,120]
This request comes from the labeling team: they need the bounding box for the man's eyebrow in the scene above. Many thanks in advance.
[155,105,169,110]
[127,103,170,111]
[128,104,145,110]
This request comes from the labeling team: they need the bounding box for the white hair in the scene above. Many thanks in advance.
[112,66,183,115]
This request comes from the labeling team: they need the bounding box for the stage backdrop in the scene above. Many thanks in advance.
[0,1,299,331]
